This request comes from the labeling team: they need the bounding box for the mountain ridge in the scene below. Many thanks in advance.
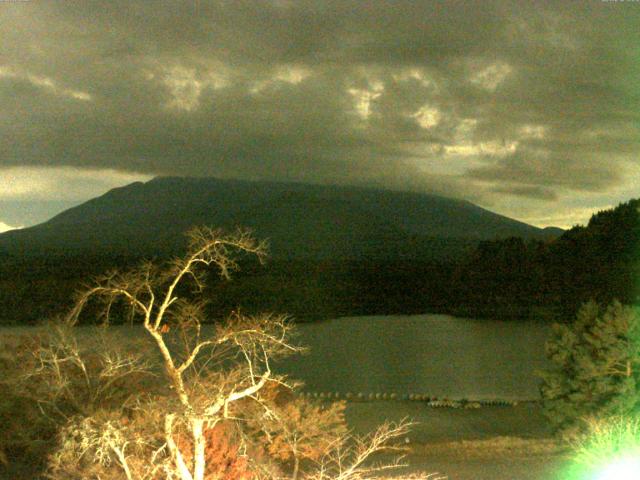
[0,176,562,260]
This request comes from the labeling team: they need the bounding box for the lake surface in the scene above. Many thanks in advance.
[1,314,552,401]
[275,314,552,401]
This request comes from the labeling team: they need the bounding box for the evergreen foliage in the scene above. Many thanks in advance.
[453,199,640,320]
[538,301,640,435]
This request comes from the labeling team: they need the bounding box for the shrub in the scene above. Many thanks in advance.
[0,334,52,469]
[0,326,158,478]
[244,383,347,479]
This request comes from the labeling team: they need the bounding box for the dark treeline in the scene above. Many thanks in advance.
[452,199,640,320]
[0,255,455,324]
[0,199,638,325]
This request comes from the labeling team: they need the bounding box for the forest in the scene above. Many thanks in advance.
[0,199,637,326]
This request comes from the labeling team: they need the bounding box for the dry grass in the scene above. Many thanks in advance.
[410,436,567,460]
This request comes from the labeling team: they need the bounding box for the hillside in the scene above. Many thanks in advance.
[0,176,560,261]
[0,177,570,324]
[452,198,640,320]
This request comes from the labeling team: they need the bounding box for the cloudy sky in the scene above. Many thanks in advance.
[1,0,638,232]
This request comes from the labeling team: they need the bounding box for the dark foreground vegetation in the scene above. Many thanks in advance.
[0,199,637,325]
[1,227,429,479]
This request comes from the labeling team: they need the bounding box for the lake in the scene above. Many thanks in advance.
[276,314,552,401]
[1,314,552,401]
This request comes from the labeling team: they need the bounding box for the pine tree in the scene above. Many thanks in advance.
[539,300,640,436]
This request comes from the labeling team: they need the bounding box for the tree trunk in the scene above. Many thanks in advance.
[292,455,300,480]
[165,414,194,480]
[192,419,206,480]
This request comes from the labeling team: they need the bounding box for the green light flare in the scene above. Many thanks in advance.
[559,451,640,480]
[558,416,640,480]
[593,456,640,480]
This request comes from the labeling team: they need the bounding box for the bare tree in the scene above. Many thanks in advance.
[34,226,441,480]
[65,227,300,480]
[246,384,348,480]
[304,420,446,480]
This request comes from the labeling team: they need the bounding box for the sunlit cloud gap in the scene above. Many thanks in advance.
[0,167,153,201]
[0,221,22,233]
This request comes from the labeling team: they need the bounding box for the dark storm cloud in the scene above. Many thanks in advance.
[490,185,558,202]
[1,0,638,207]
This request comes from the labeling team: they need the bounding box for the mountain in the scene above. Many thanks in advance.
[0,176,561,261]
[542,226,565,237]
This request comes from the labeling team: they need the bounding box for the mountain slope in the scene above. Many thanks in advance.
[0,177,561,260]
